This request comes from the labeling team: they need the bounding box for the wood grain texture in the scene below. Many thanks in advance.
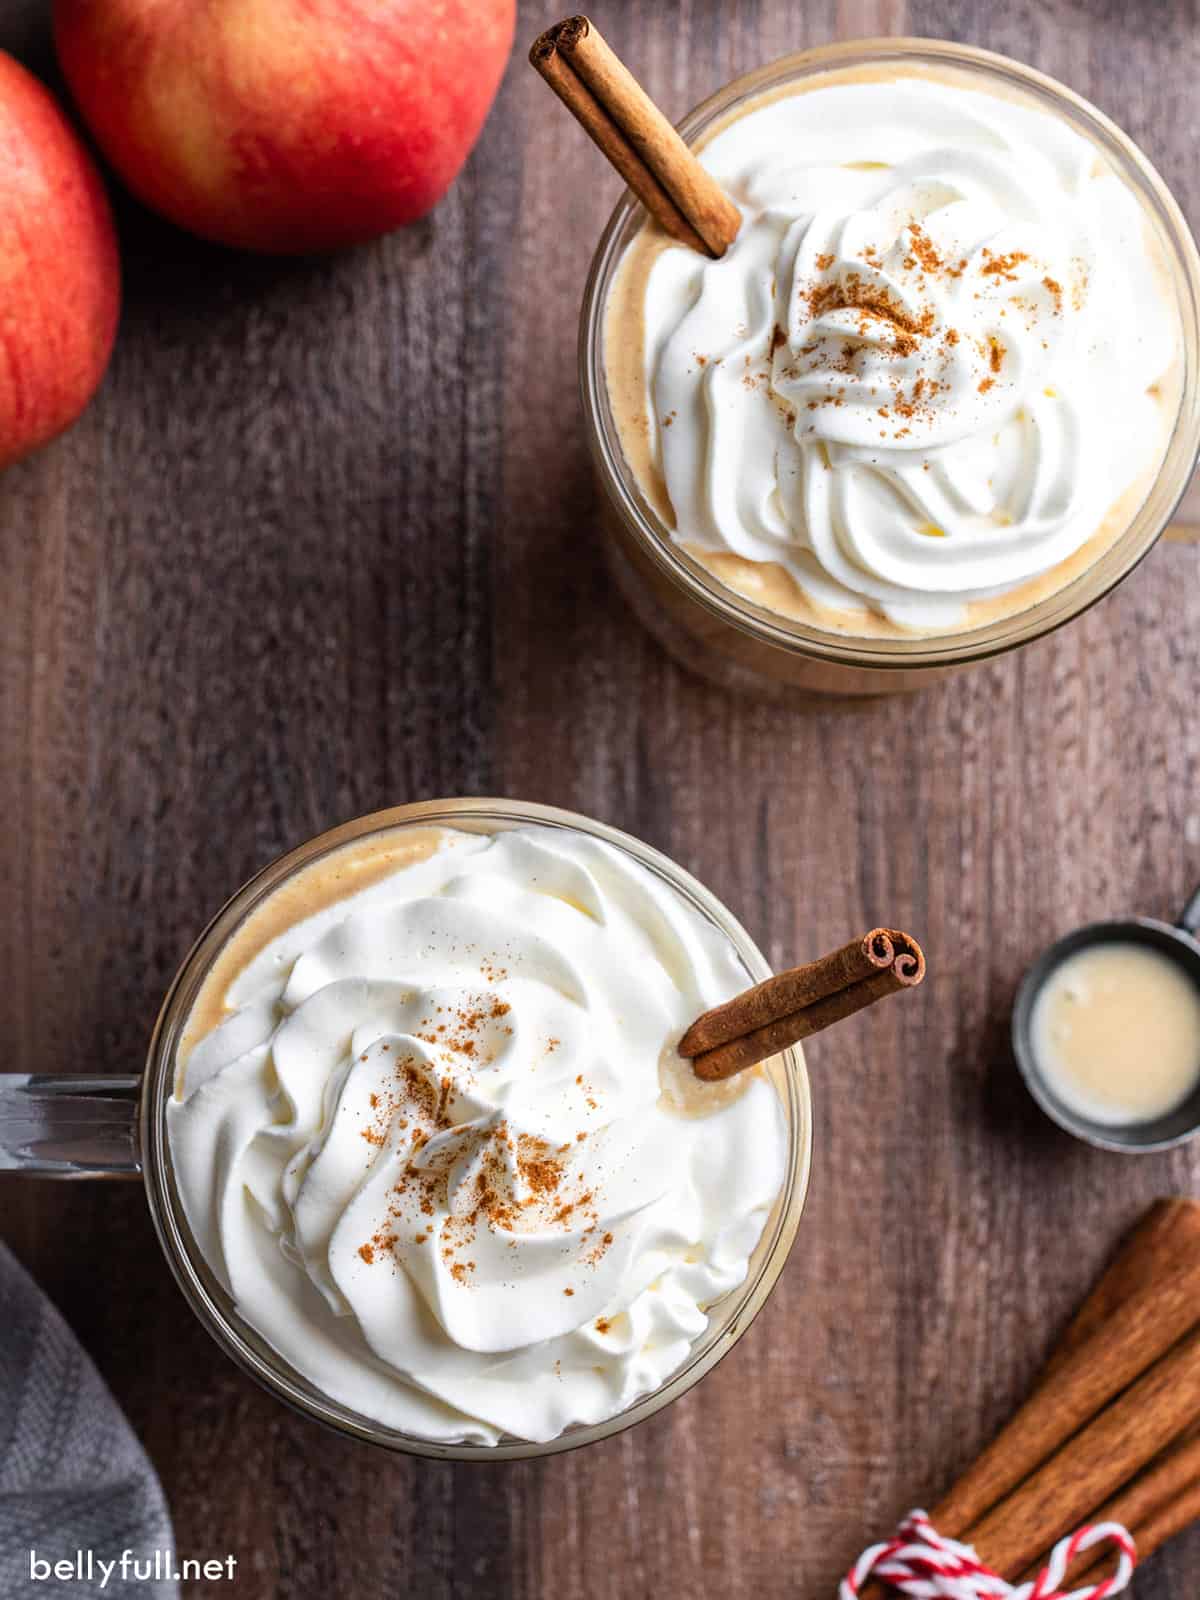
[2,2,1199,1597]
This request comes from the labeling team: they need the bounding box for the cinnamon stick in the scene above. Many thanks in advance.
[1075,1446,1200,1580]
[1114,1478,1200,1573]
[682,929,925,1082]
[963,1322,1200,1578]
[529,17,740,257]
[1041,1198,1200,1382]
[1030,1431,1200,1588]
[860,1202,1200,1600]
[681,930,903,1055]
[1019,1198,1200,1585]
[930,1253,1200,1538]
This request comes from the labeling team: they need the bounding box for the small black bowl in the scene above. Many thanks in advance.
[1012,887,1200,1153]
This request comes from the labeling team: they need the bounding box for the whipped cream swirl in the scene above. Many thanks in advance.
[168,826,788,1445]
[640,79,1177,629]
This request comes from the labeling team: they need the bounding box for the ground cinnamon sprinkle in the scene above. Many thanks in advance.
[358,1226,399,1266]
[553,1191,593,1226]
[517,1134,564,1197]
[787,217,1074,444]
[582,1228,616,1267]
[980,247,1029,282]
[801,271,936,344]
[404,1057,438,1118]
[348,968,615,1283]
[906,223,942,275]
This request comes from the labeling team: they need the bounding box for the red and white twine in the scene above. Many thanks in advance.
[840,1510,1136,1600]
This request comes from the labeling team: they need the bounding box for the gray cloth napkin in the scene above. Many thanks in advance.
[0,1242,178,1599]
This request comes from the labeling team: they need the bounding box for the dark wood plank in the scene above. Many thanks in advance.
[2,0,1199,1596]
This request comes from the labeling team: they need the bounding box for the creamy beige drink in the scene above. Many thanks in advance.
[167,819,789,1445]
[1032,943,1200,1127]
[604,62,1182,640]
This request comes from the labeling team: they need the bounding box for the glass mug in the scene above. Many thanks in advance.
[0,799,812,1461]
[581,38,1200,699]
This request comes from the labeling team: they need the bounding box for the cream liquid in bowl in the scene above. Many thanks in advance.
[1031,942,1200,1127]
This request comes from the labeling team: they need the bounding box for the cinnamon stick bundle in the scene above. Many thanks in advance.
[962,1321,1200,1577]
[861,1199,1200,1600]
[1042,1198,1200,1379]
[1045,1432,1200,1588]
[1027,1199,1200,1587]
[529,17,741,257]
[930,1254,1200,1539]
[679,928,925,1081]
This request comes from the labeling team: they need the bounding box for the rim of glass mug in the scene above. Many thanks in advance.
[137,798,813,1461]
[580,36,1200,674]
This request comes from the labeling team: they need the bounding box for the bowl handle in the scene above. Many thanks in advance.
[1177,886,1200,937]
[0,1075,140,1178]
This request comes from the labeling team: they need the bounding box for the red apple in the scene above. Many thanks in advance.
[53,0,515,254]
[0,52,119,468]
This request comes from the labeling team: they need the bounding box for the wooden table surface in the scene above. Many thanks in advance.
[4,1,1200,1596]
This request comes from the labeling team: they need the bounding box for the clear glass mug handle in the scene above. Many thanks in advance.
[0,1075,141,1177]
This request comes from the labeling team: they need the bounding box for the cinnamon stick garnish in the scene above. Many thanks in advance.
[529,17,741,257]
[680,929,925,1081]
